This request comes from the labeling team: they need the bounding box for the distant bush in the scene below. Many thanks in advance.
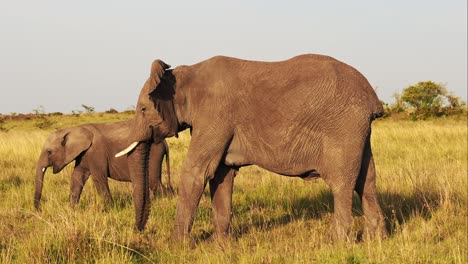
[380,100,392,118]
[0,119,7,132]
[71,110,82,116]
[48,112,63,116]
[105,108,119,114]
[17,114,31,120]
[35,117,55,129]
[443,93,467,116]
[122,106,135,115]
[389,92,406,114]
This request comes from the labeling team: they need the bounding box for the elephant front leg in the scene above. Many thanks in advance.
[69,166,90,206]
[171,130,230,244]
[209,164,236,240]
[171,165,208,244]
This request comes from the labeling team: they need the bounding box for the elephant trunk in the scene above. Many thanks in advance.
[34,151,48,210]
[129,141,152,231]
[162,140,172,190]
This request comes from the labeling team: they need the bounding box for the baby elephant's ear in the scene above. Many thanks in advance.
[147,59,171,94]
[63,127,93,165]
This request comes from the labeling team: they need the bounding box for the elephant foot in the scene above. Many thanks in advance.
[206,233,231,249]
[69,200,79,208]
[164,186,176,196]
[329,223,354,243]
[355,213,388,242]
[133,224,146,233]
[361,223,388,241]
[152,185,176,197]
[161,186,175,196]
[169,233,196,250]
[69,194,80,207]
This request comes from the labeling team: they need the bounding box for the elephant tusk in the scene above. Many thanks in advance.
[115,142,139,157]
[42,167,46,172]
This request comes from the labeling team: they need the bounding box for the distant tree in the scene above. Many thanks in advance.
[390,92,406,113]
[444,93,467,116]
[401,81,446,119]
[32,105,45,115]
[399,81,467,119]
[81,104,95,114]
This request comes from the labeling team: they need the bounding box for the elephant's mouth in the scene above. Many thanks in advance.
[52,162,65,174]
[116,142,140,157]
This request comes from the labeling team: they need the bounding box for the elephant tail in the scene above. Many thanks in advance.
[371,99,385,120]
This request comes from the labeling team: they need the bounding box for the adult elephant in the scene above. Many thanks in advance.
[117,54,387,241]
[34,120,173,211]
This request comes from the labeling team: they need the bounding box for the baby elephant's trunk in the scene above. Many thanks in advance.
[34,151,48,210]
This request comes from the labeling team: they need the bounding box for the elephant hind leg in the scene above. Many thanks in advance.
[328,187,354,242]
[90,172,113,207]
[354,136,387,240]
[209,164,237,239]
[321,142,362,242]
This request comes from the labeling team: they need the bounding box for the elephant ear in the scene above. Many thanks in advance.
[63,127,93,165]
[146,59,171,95]
[145,59,178,138]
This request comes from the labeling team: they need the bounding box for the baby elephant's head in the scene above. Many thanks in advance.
[34,126,93,210]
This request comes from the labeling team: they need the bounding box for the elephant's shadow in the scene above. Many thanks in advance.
[378,188,444,235]
[107,185,444,241]
[195,187,444,241]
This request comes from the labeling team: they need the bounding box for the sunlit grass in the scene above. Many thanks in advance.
[0,114,466,263]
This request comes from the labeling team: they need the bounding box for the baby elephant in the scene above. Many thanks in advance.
[34,120,173,210]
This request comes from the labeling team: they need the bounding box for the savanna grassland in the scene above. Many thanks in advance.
[0,113,466,263]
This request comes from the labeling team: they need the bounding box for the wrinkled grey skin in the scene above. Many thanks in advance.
[122,54,387,241]
[34,120,172,211]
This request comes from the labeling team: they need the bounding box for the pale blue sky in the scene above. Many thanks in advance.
[0,1,466,113]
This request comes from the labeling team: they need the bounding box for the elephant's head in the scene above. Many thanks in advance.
[116,59,179,231]
[34,127,92,210]
[118,60,178,155]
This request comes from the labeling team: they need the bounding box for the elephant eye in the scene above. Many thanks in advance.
[141,106,146,113]
[47,150,52,156]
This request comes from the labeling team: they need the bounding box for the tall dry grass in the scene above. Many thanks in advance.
[0,114,466,263]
